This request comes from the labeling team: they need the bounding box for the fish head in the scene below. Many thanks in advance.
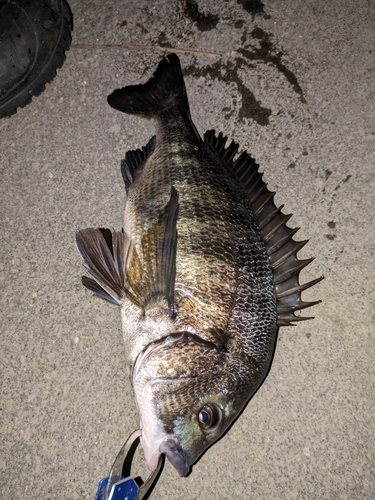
[132,332,261,476]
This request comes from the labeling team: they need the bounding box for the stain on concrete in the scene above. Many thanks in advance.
[239,27,306,103]
[324,220,336,240]
[328,316,348,332]
[327,174,352,213]
[328,195,336,213]
[222,106,234,120]
[184,0,219,31]
[325,169,332,180]
[136,22,148,34]
[234,19,246,28]
[184,57,271,126]
[236,0,269,20]
[334,174,352,191]
[180,3,302,122]
[157,32,170,47]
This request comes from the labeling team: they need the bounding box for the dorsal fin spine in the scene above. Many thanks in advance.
[253,190,275,216]
[262,214,293,242]
[248,180,267,203]
[276,276,324,299]
[258,204,285,229]
[266,228,300,255]
[239,165,258,185]
[233,156,256,181]
[273,258,315,286]
[271,240,308,269]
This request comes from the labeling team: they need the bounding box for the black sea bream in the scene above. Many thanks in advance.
[76,54,322,477]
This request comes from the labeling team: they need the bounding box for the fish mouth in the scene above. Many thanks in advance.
[141,431,190,477]
[159,436,190,477]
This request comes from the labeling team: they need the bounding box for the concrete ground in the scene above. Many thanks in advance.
[1,0,374,498]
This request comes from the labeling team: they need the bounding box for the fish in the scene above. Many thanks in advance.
[75,54,323,478]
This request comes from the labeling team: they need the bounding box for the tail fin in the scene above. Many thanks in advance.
[107,54,189,116]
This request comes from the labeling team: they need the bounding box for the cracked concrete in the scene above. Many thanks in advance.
[1,0,374,498]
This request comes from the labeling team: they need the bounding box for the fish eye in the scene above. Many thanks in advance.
[198,404,220,430]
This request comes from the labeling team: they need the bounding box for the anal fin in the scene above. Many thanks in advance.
[121,136,156,192]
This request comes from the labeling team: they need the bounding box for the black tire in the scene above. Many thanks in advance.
[0,0,73,119]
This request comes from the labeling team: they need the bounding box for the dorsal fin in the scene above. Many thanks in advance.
[121,135,156,192]
[204,130,323,327]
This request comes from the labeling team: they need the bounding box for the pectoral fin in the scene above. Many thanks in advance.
[81,275,121,305]
[75,228,131,305]
[76,187,179,317]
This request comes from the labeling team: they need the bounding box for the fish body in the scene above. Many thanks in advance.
[76,55,322,477]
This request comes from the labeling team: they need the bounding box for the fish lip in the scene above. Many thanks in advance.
[141,437,164,473]
[132,331,218,384]
[159,437,190,477]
